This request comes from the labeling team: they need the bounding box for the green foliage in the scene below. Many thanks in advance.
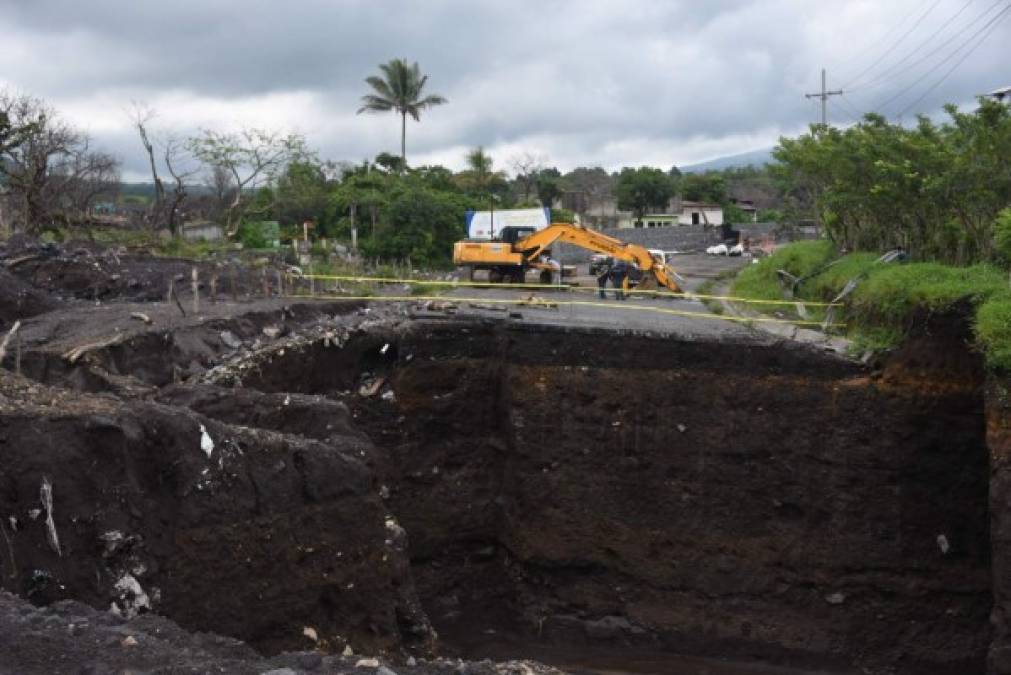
[731,240,838,306]
[551,207,575,223]
[359,181,470,267]
[731,241,1011,368]
[723,203,748,223]
[848,263,1004,326]
[535,170,562,208]
[455,147,509,198]
[772,100,1011,264]
[976,294,1011,371]
[995,208,1011,264]
[273,159,334,229]
[681,172,727,203]
[237,220,278,250]
[757,208,783,222]
[614,167,675,224]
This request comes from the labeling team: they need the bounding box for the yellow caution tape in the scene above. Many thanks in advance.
[282,293,846,328]
[293,274,844,307]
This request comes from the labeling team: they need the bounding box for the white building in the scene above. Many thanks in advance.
[616,201,724,229]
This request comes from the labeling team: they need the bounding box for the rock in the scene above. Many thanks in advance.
[677,424,687,433]
[937,534,950,555]
[825,592,846,605]
[407,656,417,667]
[297,653,323,670]
[263,325,282,339]
[220,330,243,350]
[378,667,399,675]
[121,635,138,647]
[302,625,318,642]
[381,389,396,402]
[355,658,381,668]
[342,645,354,656]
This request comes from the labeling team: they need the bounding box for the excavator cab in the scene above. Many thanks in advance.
[496,226,537,245]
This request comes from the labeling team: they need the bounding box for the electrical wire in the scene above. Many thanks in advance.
[833,96,864,125]
[875,1,1011,114]
[848,0,976,93]
[851,0,1005,96]
[840,0,944,90]
[831,1,929,76]
[895,2,1011,116]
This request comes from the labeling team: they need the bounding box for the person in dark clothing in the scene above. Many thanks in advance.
[610,259,629,300]
[596,257,613,299]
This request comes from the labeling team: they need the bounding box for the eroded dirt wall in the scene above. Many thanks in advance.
[0,377,425,657]
[987,375,1011,675]
[340,322,991,675]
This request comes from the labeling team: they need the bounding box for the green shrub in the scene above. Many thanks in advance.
[976,293,1011,371]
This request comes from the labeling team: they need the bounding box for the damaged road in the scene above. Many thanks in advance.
[0,238,1002,675]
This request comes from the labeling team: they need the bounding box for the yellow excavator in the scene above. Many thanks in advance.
[453,222,684,292]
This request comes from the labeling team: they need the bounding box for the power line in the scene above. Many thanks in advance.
[848,0,976,92]
[851,0,1005,95]
[834,96,865,124]
[895,2,1011,116]
[875,1,1011,115]
[832,1,929,76]
[830,102,859,126]
[841,0,944,90]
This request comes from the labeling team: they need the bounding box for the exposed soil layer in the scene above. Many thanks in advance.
[0,247,997,675]
[986,373,1011,675]
[235,319,991,675]
[1,236,287,310]
[0,372,430,658]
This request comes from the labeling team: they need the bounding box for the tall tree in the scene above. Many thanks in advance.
[357,59,447,171]
[0,90,118,233]
[535,168,562,209]
[129,102,165,228]
[455,146,507,197]
[509,151,545,202]
[614,167,674,226]
[188,128,307,237]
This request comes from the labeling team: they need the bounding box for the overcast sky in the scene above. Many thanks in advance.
[1,0,1008,181]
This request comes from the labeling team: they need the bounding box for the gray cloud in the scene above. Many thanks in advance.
[1,0,1007,179]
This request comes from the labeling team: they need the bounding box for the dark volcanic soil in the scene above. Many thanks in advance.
[0,240,999,675]
[192,317,991,674]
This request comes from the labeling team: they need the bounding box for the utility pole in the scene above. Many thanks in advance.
[805,68,843,126]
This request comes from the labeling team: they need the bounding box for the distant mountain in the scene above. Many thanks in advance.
[679,147,776,173]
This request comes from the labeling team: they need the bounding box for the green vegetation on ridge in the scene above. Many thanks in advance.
[731,240,1011,369]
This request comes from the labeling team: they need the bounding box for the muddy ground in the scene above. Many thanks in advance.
[0,238,1002,675]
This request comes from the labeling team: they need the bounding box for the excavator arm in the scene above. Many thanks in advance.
[515,223,683,293]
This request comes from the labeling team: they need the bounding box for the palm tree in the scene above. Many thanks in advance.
[466,147,494,188]
[357,59,447,171]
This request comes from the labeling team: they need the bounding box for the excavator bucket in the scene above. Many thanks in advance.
[636,275,660,291]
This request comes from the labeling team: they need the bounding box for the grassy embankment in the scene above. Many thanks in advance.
[729,240,1011,370]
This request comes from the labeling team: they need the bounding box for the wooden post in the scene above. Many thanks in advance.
[15,331,21,376]
[167,279,186,317]
[191,267,199,315]
[210,275,218,304]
